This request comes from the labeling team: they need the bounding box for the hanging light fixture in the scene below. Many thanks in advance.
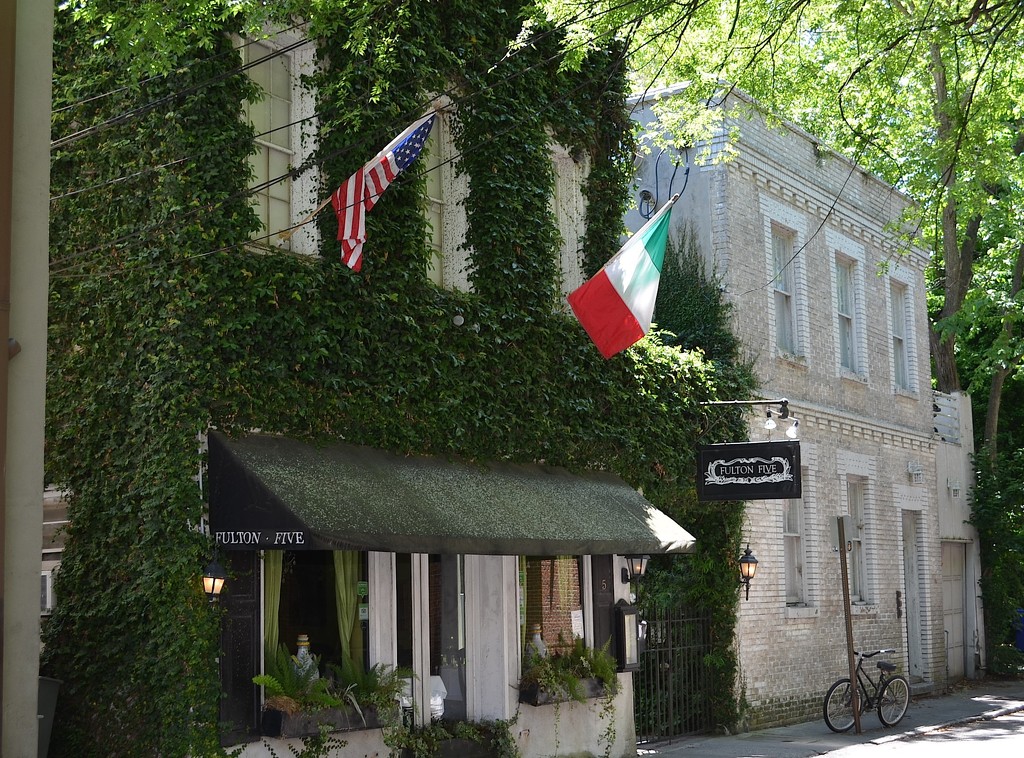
[739,545,758,600]
[764,410,776,430]
[786,418,800,439]
[203,559,227,601]
[622,554,651,583]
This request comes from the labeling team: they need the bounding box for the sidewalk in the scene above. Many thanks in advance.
[636,679,1024,757]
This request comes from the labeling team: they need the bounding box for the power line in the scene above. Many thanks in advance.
[51,37,310,150]
[52,18,312,115]
[50,5,668,276]
[51,0,656,204]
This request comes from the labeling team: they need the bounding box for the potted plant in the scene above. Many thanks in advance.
[254,645,404,738]
[517,637,619,707]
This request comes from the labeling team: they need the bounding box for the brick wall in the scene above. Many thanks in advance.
[650,92,941,730]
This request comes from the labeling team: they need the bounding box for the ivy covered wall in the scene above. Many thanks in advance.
[43,2,753,755]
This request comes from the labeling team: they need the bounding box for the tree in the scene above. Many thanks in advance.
[539,0,1024,452]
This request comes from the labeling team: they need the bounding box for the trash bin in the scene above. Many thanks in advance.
[38,676,61,758]
[1016,609,1024,652]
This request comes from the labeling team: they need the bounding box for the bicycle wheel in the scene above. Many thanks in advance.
[823,678,857,733]
[877,675,910,726]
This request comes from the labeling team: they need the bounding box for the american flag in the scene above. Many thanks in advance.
[331,113,435,272]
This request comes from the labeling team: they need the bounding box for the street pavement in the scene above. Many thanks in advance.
[636,678,1024,757]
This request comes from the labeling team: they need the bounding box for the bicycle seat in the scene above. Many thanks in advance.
[877,661,896,673]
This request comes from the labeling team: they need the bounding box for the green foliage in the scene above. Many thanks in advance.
[253,644,343,714]
[988,645,1024,679]
[261,724,349,758]
[971,451,1024,666]
[382,717,520,758]
[44,1,751,755]
[520,637,619,702]
[327,661,409,720]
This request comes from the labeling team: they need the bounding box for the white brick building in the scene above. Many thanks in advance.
[628,85,983,728]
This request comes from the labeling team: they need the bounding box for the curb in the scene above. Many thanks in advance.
[869,702,1024,745]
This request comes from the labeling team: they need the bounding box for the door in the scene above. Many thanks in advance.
[901,510,923,680]
[397,553,468,726]
[942,542,966,681]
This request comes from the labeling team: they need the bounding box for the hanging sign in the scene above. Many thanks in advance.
[696,440,801,501]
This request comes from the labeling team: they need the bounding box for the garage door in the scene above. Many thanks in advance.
[942,541,965,681]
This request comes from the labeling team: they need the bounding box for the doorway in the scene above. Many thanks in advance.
[901,510,924,680]
[941,542,966,682]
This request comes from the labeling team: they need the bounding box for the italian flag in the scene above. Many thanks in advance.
[568,195,678,359]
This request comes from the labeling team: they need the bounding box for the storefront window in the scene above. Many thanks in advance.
[520,556,584,656]
[395,554,467,722]
[266,550,368,676]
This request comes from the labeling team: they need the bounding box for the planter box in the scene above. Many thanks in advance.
[518,676,607,706]
[261,704,380,738]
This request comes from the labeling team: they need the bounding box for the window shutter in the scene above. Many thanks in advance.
[219,550,261,746]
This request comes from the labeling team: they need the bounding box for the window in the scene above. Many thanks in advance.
[395,553,468,722]
[890,280,910,390]
[761,196,807,359]
[422,110,470,290]
[425,125,445,286]
[846,479,868,602]
[551,143,589,298]
[520,556,585,658]
[41,568,57,615]
[772,226,797,354]
[242,41,294,250]
[835,256,858,372]
[783,497,805,605]
[263,550,369,685]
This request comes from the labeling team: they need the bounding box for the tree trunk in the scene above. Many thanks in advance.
[981,242,1024,457]
[927,41,978,393]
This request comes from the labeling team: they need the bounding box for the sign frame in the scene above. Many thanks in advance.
[696,440,802,501]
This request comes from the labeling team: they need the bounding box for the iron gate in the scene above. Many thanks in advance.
[633,606,715,743]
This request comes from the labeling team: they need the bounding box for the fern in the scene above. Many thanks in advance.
[253,643,343,713]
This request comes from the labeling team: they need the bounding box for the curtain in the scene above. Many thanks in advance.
[263,550,283,658]
[333,551,363,676]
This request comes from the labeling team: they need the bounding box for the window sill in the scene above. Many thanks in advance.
[850,603,877,617]
[784,605,819,619]
[840,370,868,385]
[776,352,808,370]
[894,387,918,400]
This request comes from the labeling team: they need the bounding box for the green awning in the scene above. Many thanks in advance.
[208,431,696,556]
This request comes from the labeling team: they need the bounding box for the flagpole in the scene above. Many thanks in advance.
[279,107,442,243]
[642,192,680,231]
[605,193,679,263]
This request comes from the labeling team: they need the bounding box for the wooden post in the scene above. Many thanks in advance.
[838,516,861,734]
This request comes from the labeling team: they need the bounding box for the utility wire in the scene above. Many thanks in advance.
[50,3,674,275]
[49,0,652,205]
[52,18,312,114]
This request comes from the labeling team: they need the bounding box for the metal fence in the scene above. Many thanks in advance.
[633,606,715,743]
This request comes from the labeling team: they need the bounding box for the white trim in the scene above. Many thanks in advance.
[760,194,809,360]
[827,230,867,379]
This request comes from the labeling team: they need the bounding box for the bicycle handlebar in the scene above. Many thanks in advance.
[853,649,896,658]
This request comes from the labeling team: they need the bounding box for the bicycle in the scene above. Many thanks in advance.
[823,648,910,732]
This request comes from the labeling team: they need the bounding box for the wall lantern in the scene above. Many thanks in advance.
[203,559,227,601]
[739,544,758,600]
[621,554,650,584]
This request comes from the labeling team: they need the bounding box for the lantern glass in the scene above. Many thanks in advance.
[203,560,227,600]
[627,555,650,580]
[739,546,758,581]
